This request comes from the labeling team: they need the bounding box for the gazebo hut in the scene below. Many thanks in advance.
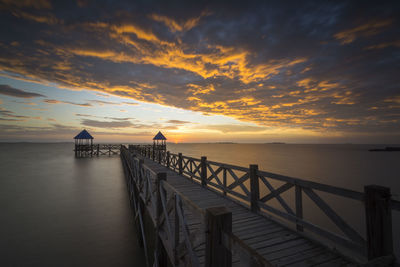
[153,131,167,151]
[74,129,94,156]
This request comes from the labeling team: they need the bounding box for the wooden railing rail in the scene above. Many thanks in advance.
[134,145,398,262]
[122,146,273,267]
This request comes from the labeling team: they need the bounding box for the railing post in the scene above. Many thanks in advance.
[158,150,161,164]
[152,147,155,161]
[205,206,232,267]
[364,185,393,260]
[249,164,259,213]
[97,144,99,156]
[201,156,207,187]
[156,172,167,267]
[174,193,181,266]
[178,153,183,175]
[295,185,303,232]
[223,167,227,196]
[166,151,170,168]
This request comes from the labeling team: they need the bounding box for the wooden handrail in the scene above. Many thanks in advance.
[127,145,398,262]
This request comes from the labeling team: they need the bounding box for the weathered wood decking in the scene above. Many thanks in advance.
[120,145,399,267]
[142,155,355,266]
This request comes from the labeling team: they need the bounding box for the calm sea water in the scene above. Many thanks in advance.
[0,143,145,266]
[0,143,398,264]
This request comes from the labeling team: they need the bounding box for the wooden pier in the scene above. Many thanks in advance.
[120,145,399,267]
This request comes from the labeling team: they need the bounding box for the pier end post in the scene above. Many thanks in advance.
[201,156,207,187]
[205,206,232,267]
[249,164,260,213]
[364,185,393,261]
[158,150,161,164]
[178,153,183,175]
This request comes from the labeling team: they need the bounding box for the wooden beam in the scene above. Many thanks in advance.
[201,156,207,187]
[178,153,183,175]
[249,164,259,213]
[205,206,232,267]
[365,185,393,261]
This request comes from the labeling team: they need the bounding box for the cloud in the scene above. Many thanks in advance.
[149,11,209,32]
[0,84,45,98]
[0,0,52,9]
[81,119,133,128]
[334,19,393,44]
[0,107,29,119]
[202,124,267,133]
[166,119,191,125]
[0,1,399,140]
[44,99,92,107]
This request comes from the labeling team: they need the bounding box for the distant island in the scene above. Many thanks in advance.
[369,146,400,152]
[266,142,286,144]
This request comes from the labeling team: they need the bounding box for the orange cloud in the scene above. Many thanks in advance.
[334,19,393,44]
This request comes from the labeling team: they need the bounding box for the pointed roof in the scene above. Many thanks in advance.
[74,129,94,139]
[153,131,167,140]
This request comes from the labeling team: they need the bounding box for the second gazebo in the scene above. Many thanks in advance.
[153,131,167,151]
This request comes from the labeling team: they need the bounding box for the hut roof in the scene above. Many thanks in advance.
[153,131,167,140]
[74,129,94,139]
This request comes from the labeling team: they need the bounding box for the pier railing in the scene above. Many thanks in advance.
[132,145,399,263]
[122,146,269,267]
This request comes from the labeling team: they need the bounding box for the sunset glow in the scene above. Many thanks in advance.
[0,1,399,143]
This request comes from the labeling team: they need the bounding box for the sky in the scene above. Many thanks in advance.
[0,0,399,143]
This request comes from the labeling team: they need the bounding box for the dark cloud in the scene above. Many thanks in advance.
[0,84,45,98]
[201,124,267,133]
[0,107,29,119]
[0,0,399,139]
[44,99,92,107]
[81,119,133,128]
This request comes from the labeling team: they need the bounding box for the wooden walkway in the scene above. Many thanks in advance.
[121,146,399,267]
[141,155,356,266]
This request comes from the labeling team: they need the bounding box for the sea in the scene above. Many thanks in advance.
[0,143,399,265]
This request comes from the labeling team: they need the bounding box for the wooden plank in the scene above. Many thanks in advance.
[270,247,325,266]
[259,182,294,203]
[258,238,312,256]
[249,233,300,250]
[257,170,364,201]
[314,258,356,266]
[258,201,365,254]
[232,220,272,231]
[303,187,365,245]
[285,252,339,267]
[260,175,295,215]
[236,228,287,241]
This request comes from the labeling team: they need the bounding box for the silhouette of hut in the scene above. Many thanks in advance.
[153,131,167,151]
[74,129,94,156]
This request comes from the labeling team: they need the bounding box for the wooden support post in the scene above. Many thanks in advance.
[205,206,232,267]
[223,167,227,196]
[156,172,167,267]
[152,147,155,161]
[249,164,259,213]
[158,150,161,164]
[166,151,170,168]
[178,153,183,175]
[201,156,207,187]
[295,185,303,232]
[97,144,99,156]
[364,185,393,260]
